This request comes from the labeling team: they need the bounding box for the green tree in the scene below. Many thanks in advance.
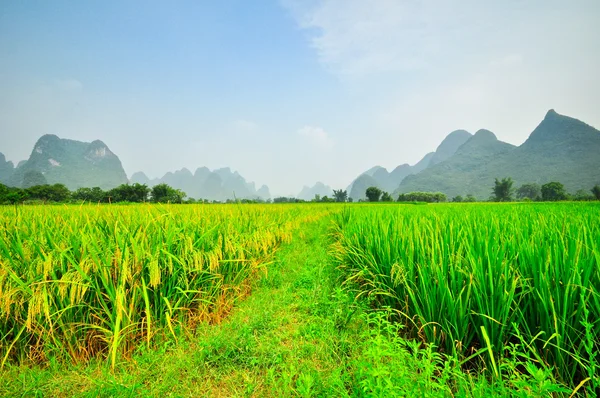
[332,189,348,202]
[452,195,464,203]
[464,194,477,202]
[365,186,382,202]
[516,183,541,200]
[73,187,106,203]
[381,192,393,202]
[151,183,186,203]
[592,185,600,200]
[573,189,594,201]
[26,184,70,202]
[22,170,47,189]
[541,181,567,201]
[492,177,514,202]
[397,192,447,203]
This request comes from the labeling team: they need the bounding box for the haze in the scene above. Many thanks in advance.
[1,0,599,196]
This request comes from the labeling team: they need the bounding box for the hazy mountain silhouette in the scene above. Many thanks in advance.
[130,167,270,201]
[0,153,15,185]
[397,110,600,198]
[297,182,333,201]
[347,130,472,199]
[8,135,128,190]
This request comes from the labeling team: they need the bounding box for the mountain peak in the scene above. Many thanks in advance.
[428,129,472,167]
[524,109,597,148]
[472,129,497,141]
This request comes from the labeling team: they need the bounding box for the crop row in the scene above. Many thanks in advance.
[331,203,600,392]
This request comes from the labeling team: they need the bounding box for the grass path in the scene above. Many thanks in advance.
[3,215,508,397]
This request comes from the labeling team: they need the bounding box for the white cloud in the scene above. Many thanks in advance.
[297,125,334,150]
[284,0,600,79]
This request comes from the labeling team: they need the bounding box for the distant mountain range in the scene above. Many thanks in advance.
[346,129,472,200]
[3,134,128,190]
[130,168,270,201]
[345,109,600,200]
[2,109,599,201]
[297,182,333,201]
[1,135,271,200]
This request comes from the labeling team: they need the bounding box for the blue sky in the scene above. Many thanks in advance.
[1,0,599,195]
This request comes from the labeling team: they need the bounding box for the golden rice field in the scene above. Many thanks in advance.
[0,204,330,368]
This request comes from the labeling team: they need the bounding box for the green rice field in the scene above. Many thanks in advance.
[1,202,598,396]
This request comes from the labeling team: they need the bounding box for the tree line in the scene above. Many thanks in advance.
[492,178,600,202]
[1,178,598,205]
[0,182,187,205]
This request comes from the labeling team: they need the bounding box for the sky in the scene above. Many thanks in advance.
[1,0,599,196]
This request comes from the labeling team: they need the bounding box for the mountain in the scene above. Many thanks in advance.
[297,182,333,201]
[9,135,128,190]
[348,174,380,201]
[397,110,600,198]
[347,131,472,200]
[397,129,516,198]
[129,167,271,201]
[0,153,15,185]
[427,130,473,166]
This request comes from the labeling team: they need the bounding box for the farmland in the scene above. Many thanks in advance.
[1,202,599,396]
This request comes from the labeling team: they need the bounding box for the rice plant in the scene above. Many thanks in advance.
[0,203,330,367]
[331,203,600,392]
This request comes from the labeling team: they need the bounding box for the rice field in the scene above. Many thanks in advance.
[0,204,330,368]
[332,202,600,392]
[1,201,599,395]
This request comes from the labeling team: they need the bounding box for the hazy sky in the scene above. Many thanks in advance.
[1,0,599,196]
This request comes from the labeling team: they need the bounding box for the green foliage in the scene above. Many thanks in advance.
[516,183,541,200]
[573,189,594,201]
[380,192,393,202]
[107,183,150,203]
[541,181,568,201]
[452,195,463,202]
[150,183,186,203]
[397,191,447,203]
[25,183,71,202]
[592,185,600,200]
[493,177,514,202]
[332,189,348,202]
[365,186,382,202]
[72,187,106,203]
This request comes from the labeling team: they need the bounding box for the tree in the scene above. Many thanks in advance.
[22,170,47,189]
[381,192,393,202]
[592,185,600,200]
[516,183,541,201]
[26,184,70,202]
[73,187,106,203]
[333,189,348,203]
[452,195,464,203]
[573,189,594,201]
[151,183,186,203]
[541,182,567,201]
[492,177,514,202]
[464,194,477,203]
[365,186,382,202]
[397,192,447,203]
